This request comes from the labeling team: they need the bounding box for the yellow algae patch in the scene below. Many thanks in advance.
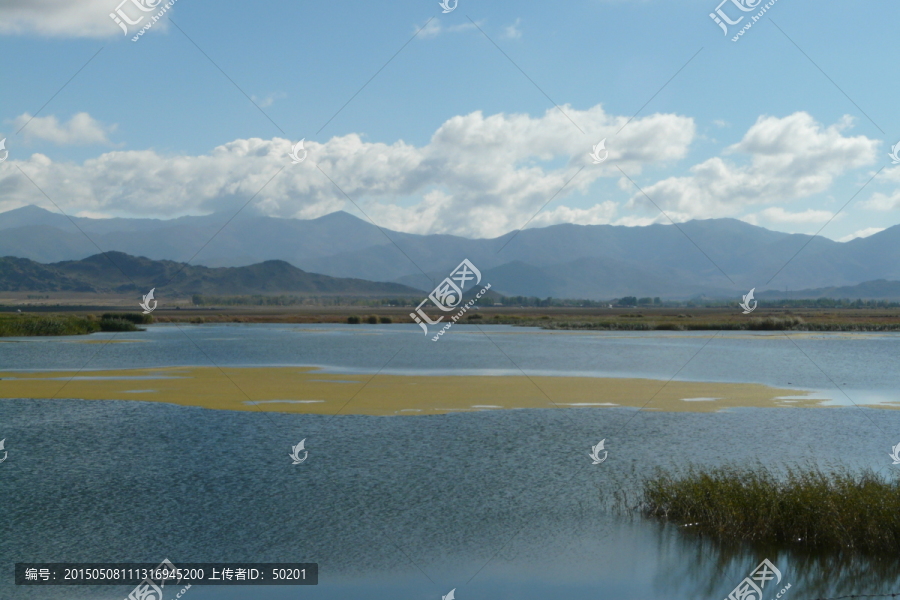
[0,366,832,415]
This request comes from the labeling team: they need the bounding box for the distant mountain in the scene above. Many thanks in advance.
[2,205,900,299]
[757,279,900,300]
[0,252,424,296]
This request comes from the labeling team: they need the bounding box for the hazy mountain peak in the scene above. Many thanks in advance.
[2,205,900,298]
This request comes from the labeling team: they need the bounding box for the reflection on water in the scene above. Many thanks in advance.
[3,325,900,599]
[2,324,900,408]
[3,394,900,599]
[651,522,900,599]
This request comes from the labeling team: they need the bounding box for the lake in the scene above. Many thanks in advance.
[2,324,900,600]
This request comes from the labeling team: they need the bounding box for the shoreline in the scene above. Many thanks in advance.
[5,306,900,334]
[0,365,845,415]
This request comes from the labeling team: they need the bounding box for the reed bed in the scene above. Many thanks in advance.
[0,314,99,336]
[0,313,149,336]
[642,466,900,554]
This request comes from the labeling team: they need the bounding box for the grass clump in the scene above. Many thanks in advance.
[0,314,100,336]
[642,465,900,554]
[747,315,805,330]
[347,315,361,324]
[379,316,392,324]
[98,312,150,332]
[365,315,378,324]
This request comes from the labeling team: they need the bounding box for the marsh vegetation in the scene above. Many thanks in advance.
[640,465,900,554]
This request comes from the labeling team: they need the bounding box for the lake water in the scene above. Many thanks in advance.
[3,324,900,600]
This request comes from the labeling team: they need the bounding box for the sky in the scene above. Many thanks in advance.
[0,0,899,242]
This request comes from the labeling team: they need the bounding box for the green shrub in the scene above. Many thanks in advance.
[347,315,361,324]
[366,315,378,324]
[379,316,392,324]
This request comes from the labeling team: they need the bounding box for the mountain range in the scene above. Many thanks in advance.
[2,205,900,299]
[0,252,422,296]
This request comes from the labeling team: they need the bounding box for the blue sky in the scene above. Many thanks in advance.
[1,0,898,241]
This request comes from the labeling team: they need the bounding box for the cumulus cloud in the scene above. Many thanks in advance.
[879,165,900,183]
[626,112,879,220]
[860,189,900,211]
[12,112,116,145]
[527,201,618,228]
[861,166,900,211]
[0,0,172,38]
[838,227,885,242]
[743,207,835,225]
[0,104,695,237]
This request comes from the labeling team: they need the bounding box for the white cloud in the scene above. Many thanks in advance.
[528,201,619,228]
[626,112,879,221]
[502,18,522,39]
[0,104,696,238]
[250,92,286,109]
[416,19,443,39]
[838,227,884,242]
[863,166,900,210]
[745,207,835,225]
[414,18,480,39]
[860,189,900,211]
[0,0,173,38]
[12,112,116,145]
